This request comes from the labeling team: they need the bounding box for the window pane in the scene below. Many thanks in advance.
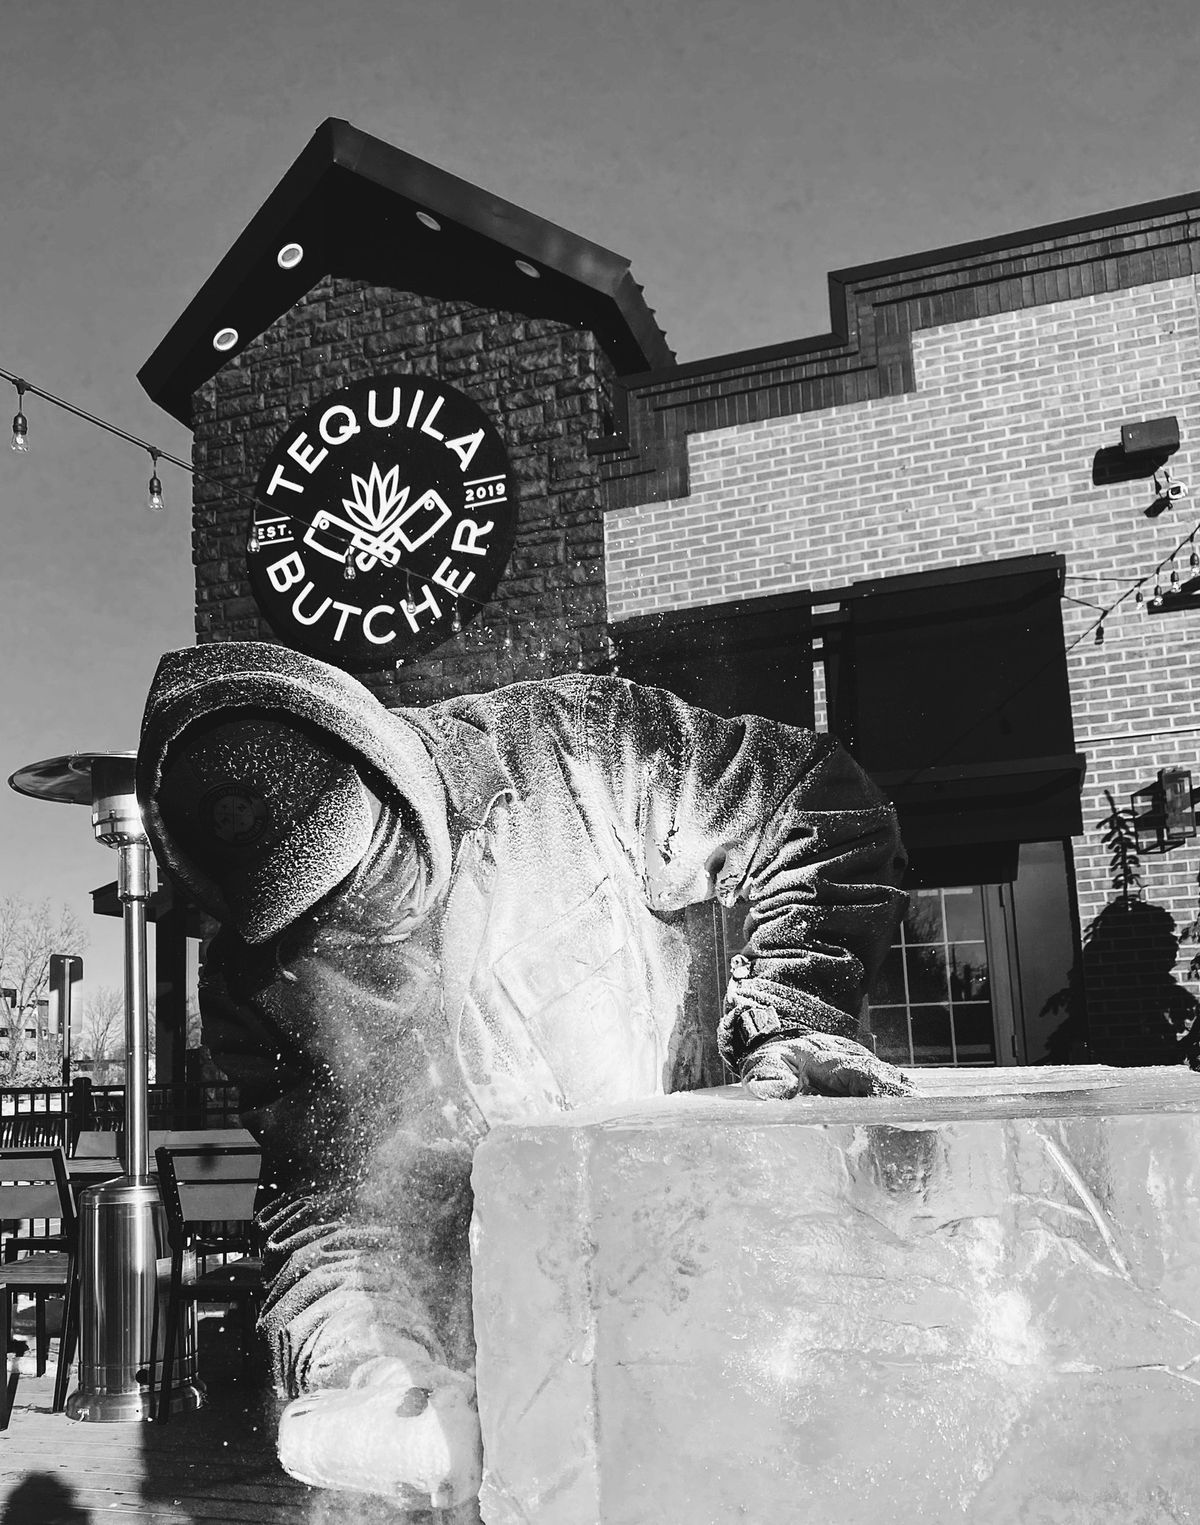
[953,1002,997,1065]
[905,891,944,944]
[949,946,989,1002]
[869,1007,911,1065]
[867,883,1004,1070]
[909,1006,953,1065]
[905,945,949,1005]
[944,887,985,942]
[872,948,907,1006]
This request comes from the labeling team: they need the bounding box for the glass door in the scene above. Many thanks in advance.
[866,884,1020,1067]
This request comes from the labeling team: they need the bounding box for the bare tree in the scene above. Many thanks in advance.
[0,896,87,1085]
[79,984,124,1084]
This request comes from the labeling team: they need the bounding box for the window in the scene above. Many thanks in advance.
[868,887,996,1066]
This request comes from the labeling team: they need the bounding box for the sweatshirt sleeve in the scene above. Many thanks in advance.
[581,675,908,1071]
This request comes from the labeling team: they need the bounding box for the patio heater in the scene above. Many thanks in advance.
[8,751,203,1421]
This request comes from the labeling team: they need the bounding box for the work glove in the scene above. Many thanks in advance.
[276,1344,483,1512]
[740,1027,913,1099]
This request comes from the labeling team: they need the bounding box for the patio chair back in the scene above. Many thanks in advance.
[0,1148,79,1424]
[153,1144,263,1250]
[152,1143,265,1424]
[0,1148,76,1237]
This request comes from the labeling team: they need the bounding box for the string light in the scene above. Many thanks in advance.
[146,449,164,512]
[0,361,535,690]
[10,380,28,453]
[1,364,193,506]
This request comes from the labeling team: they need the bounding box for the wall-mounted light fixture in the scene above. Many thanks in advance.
[1093,414,1181,488]
[1121,416,1181,457]
[1131,765,1197,852]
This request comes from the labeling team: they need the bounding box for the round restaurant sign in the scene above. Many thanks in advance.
[248,375,515,668]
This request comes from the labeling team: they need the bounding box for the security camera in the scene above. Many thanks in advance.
[1167,480,1189,501]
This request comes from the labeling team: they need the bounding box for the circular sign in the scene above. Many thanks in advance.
[248,375,516,668]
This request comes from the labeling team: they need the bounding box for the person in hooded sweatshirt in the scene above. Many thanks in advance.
[136,639,911,1517]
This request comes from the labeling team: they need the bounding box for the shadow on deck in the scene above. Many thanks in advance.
[2,1313,327,1524]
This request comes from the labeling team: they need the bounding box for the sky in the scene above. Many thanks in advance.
[2,0,1200,1001]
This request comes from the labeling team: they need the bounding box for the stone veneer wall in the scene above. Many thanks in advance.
[605,278,1200,1065]
[190,274,617,707]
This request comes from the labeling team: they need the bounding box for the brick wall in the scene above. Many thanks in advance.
[606,278,1200,1063]
[191,274,617,707]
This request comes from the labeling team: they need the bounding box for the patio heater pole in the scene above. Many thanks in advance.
[92,756,151,1182]
[7,751,203,1422]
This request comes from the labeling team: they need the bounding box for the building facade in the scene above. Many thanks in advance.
[141,119,1200,1073]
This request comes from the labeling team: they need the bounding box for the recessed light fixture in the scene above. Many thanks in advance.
[213,327,239,352]
[514,259,540,279]
[415,211,441,231]
[277,242,304,270]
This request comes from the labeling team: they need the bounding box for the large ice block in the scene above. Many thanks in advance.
[470,1066,1200,1524]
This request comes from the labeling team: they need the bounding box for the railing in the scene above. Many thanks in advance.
[0,1079,243,1150]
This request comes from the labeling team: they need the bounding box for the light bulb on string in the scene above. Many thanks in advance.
[10,380,28,453]
[343,545,357,581]
[1094,621,1105,644]
[146,449,164,512]
[450,599,461,634]
[1135,589,1145,608]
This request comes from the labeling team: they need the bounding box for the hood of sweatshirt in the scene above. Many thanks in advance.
[136,642,453,940]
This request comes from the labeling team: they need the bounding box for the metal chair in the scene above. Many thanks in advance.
[153,1142,265,1423]
[0,1147,79,1426]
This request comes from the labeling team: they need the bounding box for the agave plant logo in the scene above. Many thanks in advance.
[342,461,408,536]
[304,460,452,572]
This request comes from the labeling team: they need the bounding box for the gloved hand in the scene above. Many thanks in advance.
[740,1028,913,1099]
[276,1344,483,1511]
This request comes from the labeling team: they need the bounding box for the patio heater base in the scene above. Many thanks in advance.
[65,1177,205,1423]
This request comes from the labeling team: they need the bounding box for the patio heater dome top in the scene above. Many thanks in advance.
[8,751,136,807]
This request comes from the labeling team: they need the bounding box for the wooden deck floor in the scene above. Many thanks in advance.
[0,1314,421,1525]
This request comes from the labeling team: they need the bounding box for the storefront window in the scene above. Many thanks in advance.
[868,886,997,1066]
